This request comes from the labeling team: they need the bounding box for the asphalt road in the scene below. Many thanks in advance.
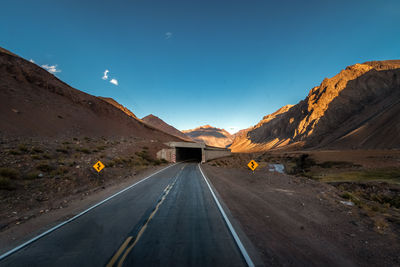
[0,163,248,267]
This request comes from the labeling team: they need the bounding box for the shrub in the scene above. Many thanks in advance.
[135,150,152,162]
[0,177,14,190]
[51,166,69,176]
[341,192,353,200]
[36,163,54,172]
[56,148,69,154]
[96,145,106,151]
[76,148,91,154]
[297,154,315,170]
[81,148,91,154]
[42,153,51,159]
[152,158,168,165]
[341,191,362,206]
[18,144,29,153]
[107,161,115,167]
[113,157,129,165]
[153,159,162,165]
[9,150,20,155]
[287,154,316,175]
[31,155,41,160]
[0,168,18,179]
[389,197,400,209]
[32,147,44,153]
[319,161,356,168]
[24,172,40,180]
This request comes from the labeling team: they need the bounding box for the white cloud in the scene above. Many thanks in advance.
[102,69,109,80]
[110,78,118,86]
[165,32,172,39]
[29,59,35,63]
[41,64,61,74]
[102,69,118,85]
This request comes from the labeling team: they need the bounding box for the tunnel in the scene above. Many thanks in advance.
[175,147,202,162]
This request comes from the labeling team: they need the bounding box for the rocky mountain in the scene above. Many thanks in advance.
[142,114,192,141]
[231,60,400,152]
[183,125,234,148]
[0,46,180,142]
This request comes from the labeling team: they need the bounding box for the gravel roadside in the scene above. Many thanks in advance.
[202,164,400,267]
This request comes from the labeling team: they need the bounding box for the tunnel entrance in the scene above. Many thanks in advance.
[175,147,202,162]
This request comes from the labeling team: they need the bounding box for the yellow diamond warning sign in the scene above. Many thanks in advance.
[93,161,105,173]
[247,160,259,171]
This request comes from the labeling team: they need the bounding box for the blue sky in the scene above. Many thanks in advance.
[1,0,400,133]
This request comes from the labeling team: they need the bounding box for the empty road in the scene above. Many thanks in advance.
[0,163,250,267]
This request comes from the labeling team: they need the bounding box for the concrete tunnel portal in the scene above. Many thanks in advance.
[157,142,232,163]
[175,147,202,162]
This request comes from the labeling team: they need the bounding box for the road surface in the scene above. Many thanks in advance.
[0,163,249,267]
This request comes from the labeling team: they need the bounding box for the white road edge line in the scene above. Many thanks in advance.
[0,163,178,261]
[198,164,255,267]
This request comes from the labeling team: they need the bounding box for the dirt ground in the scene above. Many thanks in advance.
[203,151,400,266]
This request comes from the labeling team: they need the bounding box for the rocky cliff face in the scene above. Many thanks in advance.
[231,60,400,152]
[183,125,233,148]
[142,114,192,141]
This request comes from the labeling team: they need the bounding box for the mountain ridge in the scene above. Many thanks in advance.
[98,97,139,120]
[142,114,192,141]
[0,46,180,143]
[231,60,400,152]
[183,125,233,148]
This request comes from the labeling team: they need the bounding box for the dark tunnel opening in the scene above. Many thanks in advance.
[175,147,202,162]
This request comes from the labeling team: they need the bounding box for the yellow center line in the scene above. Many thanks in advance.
[107,165,184,267]
[106,236,133,267]
[117,183,175,267]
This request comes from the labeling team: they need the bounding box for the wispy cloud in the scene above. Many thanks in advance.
[102,69,109,80]
[41,64,61,74]
[29,59,35,63]
[110,78,118,86]
[165,32,172,39]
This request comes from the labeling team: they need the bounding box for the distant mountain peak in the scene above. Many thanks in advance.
[144,114,157,119]
[142,114,191,141]
[183,125,233,148]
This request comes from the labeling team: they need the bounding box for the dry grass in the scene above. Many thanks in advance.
[308,168,400,184]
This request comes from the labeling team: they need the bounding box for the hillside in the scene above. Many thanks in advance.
[0,46,183,235]
[142,114,192,141]
[0,47,179,143]
[183,125,233,148]
[98,97,139,120]
[231,60,400,152]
